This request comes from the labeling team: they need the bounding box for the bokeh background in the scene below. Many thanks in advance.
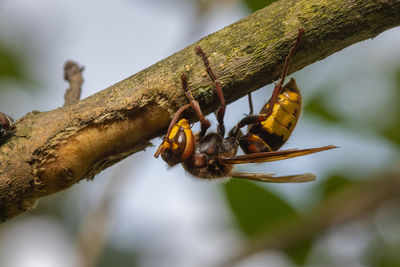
[1,0,400,266]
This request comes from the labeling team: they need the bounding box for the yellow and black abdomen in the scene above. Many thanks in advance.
[239,78,301,153]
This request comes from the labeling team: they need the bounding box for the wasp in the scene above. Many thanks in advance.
[154,29,336,183]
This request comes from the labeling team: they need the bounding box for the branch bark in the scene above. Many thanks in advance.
[63,61,84,106]
[1,0,400,222]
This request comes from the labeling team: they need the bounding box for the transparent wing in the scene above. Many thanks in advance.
[220,145,337,164]
[230,171,316,183]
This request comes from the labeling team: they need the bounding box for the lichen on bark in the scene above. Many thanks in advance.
[0,0,400,222]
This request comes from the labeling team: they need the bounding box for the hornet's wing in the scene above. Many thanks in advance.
[219,145,337,165]
[230,171,316,183]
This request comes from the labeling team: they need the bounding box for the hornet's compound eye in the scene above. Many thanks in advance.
[161,130,188,166]
[161,119,195,166]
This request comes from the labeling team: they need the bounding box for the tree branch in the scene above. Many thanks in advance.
[63,61,84,106]
[1,0,399,222]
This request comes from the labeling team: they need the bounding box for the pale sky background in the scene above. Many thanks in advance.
[0,1,400,267]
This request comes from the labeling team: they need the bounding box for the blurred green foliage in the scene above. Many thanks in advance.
[380,68,400,147]
[98,246,138,267]
[317,173,355,198]
[365,236,400,267]
[244,0,278,12]
[304,67,400,150]
[223,180,312,265]
[1,1,399,266]
[0,44,27,83]
[303,89,341,123]
[224,179,297,237]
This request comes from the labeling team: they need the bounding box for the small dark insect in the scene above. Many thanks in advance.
[155,29,336,183]
[0,112,16,138]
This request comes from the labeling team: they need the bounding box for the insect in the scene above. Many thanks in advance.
[154,29,336,183]
[0,112,17,139]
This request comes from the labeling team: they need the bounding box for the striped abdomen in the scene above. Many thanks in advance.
[239,78,301,153]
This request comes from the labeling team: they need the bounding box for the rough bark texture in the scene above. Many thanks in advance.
[63,61,84,106]
[1,0,400,222]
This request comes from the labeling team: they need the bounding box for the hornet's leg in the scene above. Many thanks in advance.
[155,72,209,158]
[263,28,304,120]
[230,28,305,138]
[195,46,226,137]
[230,114,270,138]
[181,73,211,138]
[248,93,254,115]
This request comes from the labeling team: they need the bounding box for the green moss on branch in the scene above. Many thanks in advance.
[0,0,400,222]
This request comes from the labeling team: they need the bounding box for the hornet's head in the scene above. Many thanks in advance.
[154,119,194,166]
